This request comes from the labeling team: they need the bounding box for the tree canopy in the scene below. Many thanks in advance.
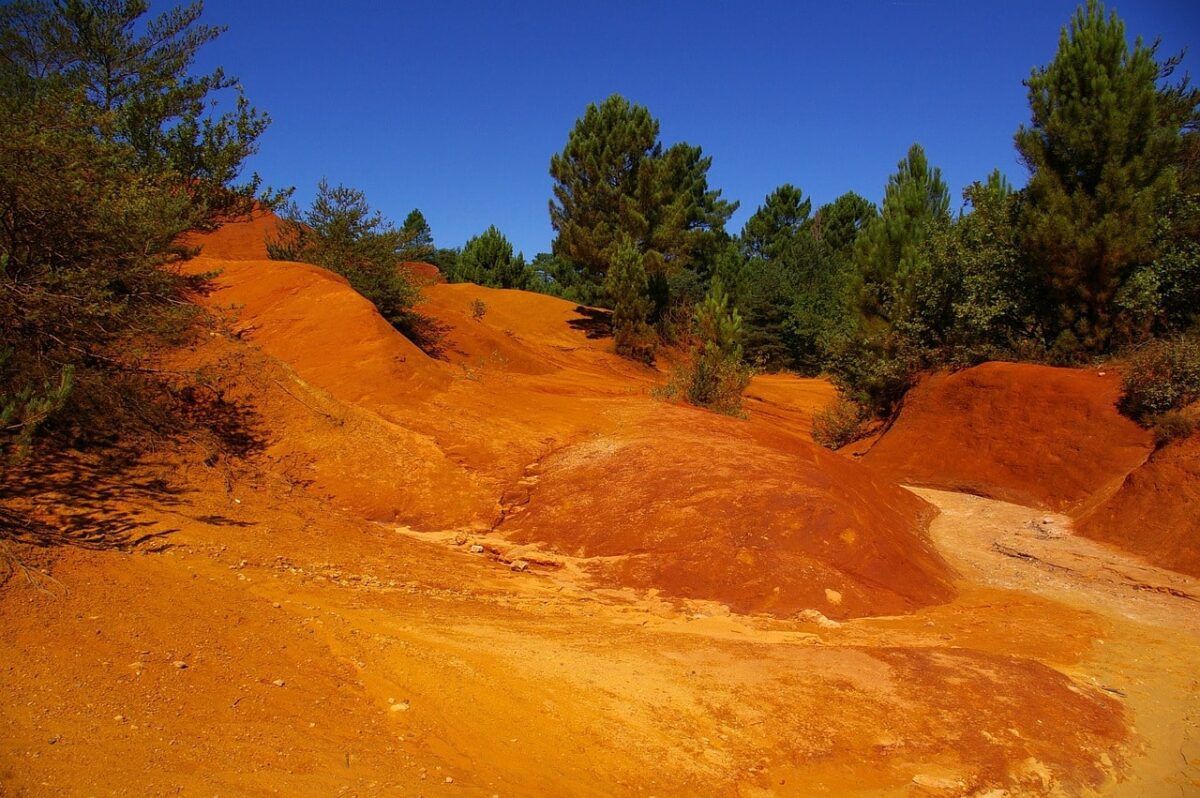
[1,0,273,457]
[549,94,736,280]
[1015,0,1200,351]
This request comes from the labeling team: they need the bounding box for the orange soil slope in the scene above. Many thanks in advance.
[179,214,954,619]
[1078,433,1200,578]
[862,362,1153,513]
[501,412,951,619]
[180,208,282,260]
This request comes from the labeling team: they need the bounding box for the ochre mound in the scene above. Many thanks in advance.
[402,260,443,283]
[176,215,955,618]
[1077,433,1200,577]
[501,410,952,620]
[180,209,282,260]
[862,362,1153,513]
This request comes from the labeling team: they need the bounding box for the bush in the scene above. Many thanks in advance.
[268,180,430,343]
[1150,409,1198,447]
[812,396,868,450]
[676,279,752,415]
[470,298,488,321]
[1119,335,1200,421]
[824,331,920,417]
[606,239,657,364]
[1,0,275,458]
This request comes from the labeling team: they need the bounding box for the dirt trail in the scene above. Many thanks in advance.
[909,488,1200,797]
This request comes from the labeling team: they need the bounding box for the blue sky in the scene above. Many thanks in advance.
[194,1,1200,257]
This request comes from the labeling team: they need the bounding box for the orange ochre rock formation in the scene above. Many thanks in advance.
[181,214,954,620]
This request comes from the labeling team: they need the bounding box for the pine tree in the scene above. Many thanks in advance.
[853,143,950,326]
[812,192,878,262]
[549,94,735,281]
[267,180,422,329]
[400,209,435,262]
[1015,0,1199,351]
[605,237,656,363]
[685,278,751,414]
[741,184,812,261]
[457,226,527,289]
[7,0,275,218]
[1,0,273,456]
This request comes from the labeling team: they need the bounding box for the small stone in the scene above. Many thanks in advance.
[1041,517,1054,525]
[445,776,454,784]
[390,702,410,712]
[272,602,281,608]
[47,736,59,745]
[796,609,841,629]
[510,560,529,572]
[114,715,126,723]
[173,661,188,669]
[469,544,485,554]
[272,679,286,688]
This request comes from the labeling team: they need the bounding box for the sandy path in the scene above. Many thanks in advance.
[911,488,1200,797]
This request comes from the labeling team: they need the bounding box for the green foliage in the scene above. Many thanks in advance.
[742,184,812,260]
[722,186,861,373]
[1015,0,1200,352]
[893,171,1039,358]
[1118,335,1200,421]
[549,93,735,310]
[853,143,951,327]
[824,331,919,417]
[2,0,275,219]
[521,253,604,305]
[0,348,74,460]
[679,279,752,415]
[812,192,878,259]
[1150,408,1198,447]
[400,209,435,263]
[1116,190,1200,338]
[470,298,488,321]
[605,238,657,363]
[454,226,527,289]
[268,180,425,336]
[1,0,272,457]
[811,395,869,450]
[426,247,460,279]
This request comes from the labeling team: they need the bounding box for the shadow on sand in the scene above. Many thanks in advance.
[567,306,612,339]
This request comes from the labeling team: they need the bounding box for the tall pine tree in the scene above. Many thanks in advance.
[853,144,950,327]
[549,94,735,281]
[1016,0,1199,351]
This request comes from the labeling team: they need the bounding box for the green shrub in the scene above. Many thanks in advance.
[824,332,920,417]
[684,280,752,415]
[1150,409,1198,447]
[1119,336,1200,420]
[268,180,431,344]
[606,239,657,364]
[470,298,488,321]
[812,396,868,450]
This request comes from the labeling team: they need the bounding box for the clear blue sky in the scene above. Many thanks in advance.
[194,1,1199,258]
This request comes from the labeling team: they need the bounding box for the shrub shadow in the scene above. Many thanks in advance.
[568,306,612,339]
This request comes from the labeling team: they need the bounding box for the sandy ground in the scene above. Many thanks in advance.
[2,475,1197,796]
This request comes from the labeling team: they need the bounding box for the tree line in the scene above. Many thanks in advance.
[412,2,1199,426]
